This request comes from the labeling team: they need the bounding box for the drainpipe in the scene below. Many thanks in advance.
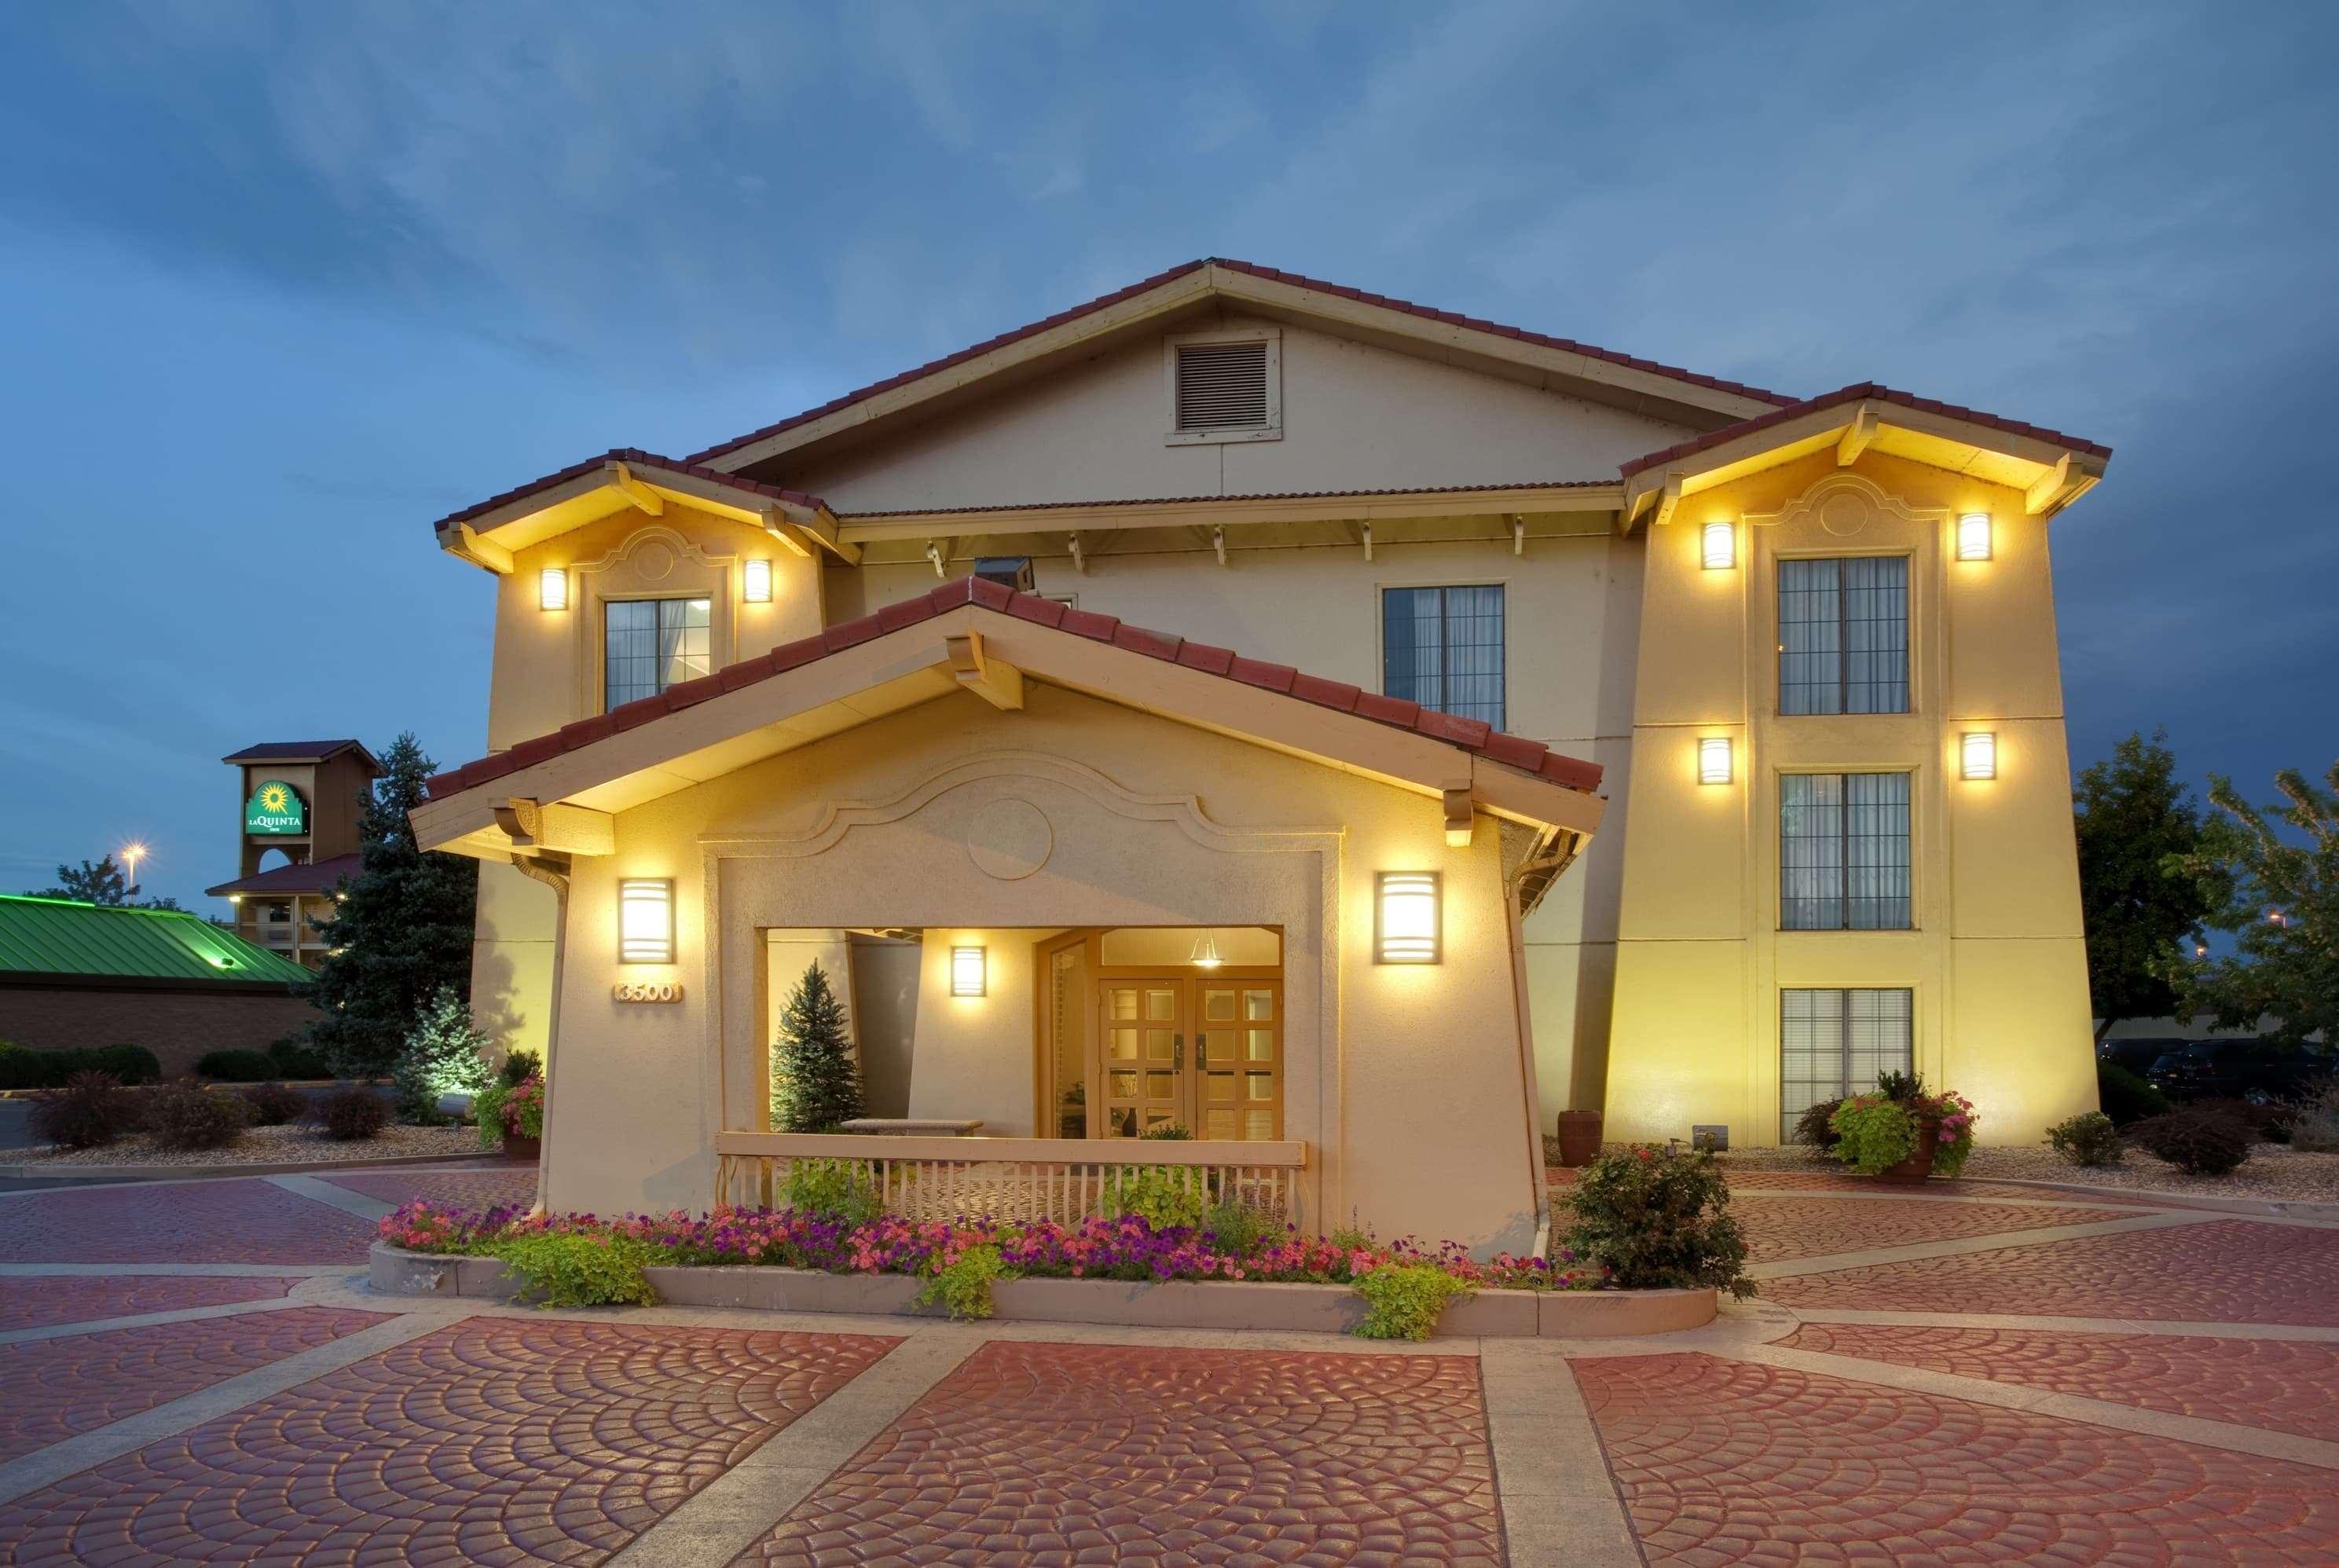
[1501,840,1556,1259]
[508,853,570,1218]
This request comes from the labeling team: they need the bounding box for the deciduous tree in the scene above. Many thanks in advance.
[2073,730,2216,1041]
[2168,760,2339,1050]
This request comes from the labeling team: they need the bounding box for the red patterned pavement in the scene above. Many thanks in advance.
[742,1340,1505,1566]
[0,1274,300,1331]
[1573,1351,2339,1564]
[1732,1195,2129,1262]
[321,1166,541,1212]
[0,1306,390,1464]
[1762,1218,2339,1324]
[0,1317,897,1566]
[1783,1322,2339,1442]
[0,1178,376,1264]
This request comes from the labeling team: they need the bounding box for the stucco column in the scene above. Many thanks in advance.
[508,853,570,1216]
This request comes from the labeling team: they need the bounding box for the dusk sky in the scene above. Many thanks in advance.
[2,2,2332,910]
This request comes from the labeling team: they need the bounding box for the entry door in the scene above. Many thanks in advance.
[1096,979,1190,1138]
[1094,977,1283,1140]
[1196,980,1282,1141]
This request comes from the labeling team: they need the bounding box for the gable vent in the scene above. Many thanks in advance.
[1175,341,1270,431]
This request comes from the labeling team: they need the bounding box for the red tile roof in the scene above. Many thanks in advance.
[427,449,830,537]
[681,258,1795,467]
[204,853,362,899]
[835,478,1614,519]
[423,575,1603,804]
[1618,382,2112,480]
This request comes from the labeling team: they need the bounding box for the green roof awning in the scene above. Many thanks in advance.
[0,896,312,987]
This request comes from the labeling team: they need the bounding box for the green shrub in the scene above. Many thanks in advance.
[1829,1097,1919,1174]
[780,1157,885,1226]
[2288,1080,2339,1153]
[266,1034,332,1079]
[1352,1263,1473,1340]
[195,1049,279,1083]
[1138,1121,1193,1141]
[498,1048,541,1088]
[2046,1111,2121,1167]
[916,1243,1006,1320]
[1202,1200,1274,1259]
[29,1072,136,1149]
[314,1086,388,1141]
[2096,1061,2172,1127]
[391,987,495,1119]
[144,1082,254,1150]
[2128,1105,2253,1176]
[1792,1097,1846,1154]
[91,1045,162,1085]
[0,1046,118,1090]
[472,1079,509,1149]
[486,1232,657,1308]
[1565,1145,1753,1299]
[238,1082,308,1127]
[2194,1096,2290,1145]
[1100,1165,1207,1229]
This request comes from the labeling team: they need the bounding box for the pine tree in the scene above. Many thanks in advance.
[772,962,865,1132]
[309,734,479,1077]
[392,985,497,1118]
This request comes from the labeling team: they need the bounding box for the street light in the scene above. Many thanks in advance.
[120,841,148,896]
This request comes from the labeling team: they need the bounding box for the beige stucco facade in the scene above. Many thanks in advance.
[420,260,2110,1241]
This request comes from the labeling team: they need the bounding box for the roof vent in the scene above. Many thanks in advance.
[971,557,1036,592]
[1175,341,1270,431]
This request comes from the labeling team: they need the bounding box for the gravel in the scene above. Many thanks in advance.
[16,1122,486,1167]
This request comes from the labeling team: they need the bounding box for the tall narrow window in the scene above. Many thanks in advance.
[1382,585,1505,728]
[605,598,711,709]
[1781,773,1912,929]
[1779,556,1908,714]
[1781,987,1913,1141]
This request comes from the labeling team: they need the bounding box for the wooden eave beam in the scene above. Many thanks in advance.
[837,484,1623,544]
[438,523,513,575]
[1837,402,1879,465]
[607,461,665,515]
[2023,451,2105,516]
[1650,472,1683,531]
[491,797,614,855]
[1443,784,1475,848]
[945,630,1025,711]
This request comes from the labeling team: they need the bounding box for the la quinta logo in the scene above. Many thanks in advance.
[244,779,307,835]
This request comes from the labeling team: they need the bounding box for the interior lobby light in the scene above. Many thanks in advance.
[742,559,772,603]
[1701,520,1736,570]
[618,878,675,964]
[1698,736,1733,786]
[1375,872,1441,965]
[539,567,570,611]
[1956,513,1993,562]
[1960,731,1998,781]
[1187,930,1223,969]
[951,944,988,996]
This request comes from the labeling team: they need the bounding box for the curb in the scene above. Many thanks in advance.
[1975,1175,2339,1222]
[0,1152,527,1185]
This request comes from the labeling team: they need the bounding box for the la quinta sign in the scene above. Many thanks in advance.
[244,779,308,835]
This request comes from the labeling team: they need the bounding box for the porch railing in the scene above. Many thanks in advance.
[713,1132,1309,1228]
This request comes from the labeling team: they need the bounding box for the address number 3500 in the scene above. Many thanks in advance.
[612,982,684,1003]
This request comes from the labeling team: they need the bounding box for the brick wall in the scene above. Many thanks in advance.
[0,987,321,1079]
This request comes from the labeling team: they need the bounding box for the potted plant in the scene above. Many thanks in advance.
[473,1062,544,1161]
[1828,1071,1975,1181]
[1554,1109,1604,1167]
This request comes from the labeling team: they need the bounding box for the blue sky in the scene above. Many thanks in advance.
[2,2,2333,910]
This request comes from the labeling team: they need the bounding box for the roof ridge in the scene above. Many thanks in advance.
[430,449,831,537]
[1619,380,2111,479]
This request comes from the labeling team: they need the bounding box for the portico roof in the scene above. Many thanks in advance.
[412,575,1604,862]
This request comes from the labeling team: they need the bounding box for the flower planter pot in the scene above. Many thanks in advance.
[1554,1110,1604,1167]
[1877,1117,1940,1181]
[500,1134,541,1162]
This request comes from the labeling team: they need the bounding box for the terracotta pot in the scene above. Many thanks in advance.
[501,1134,542,1162]
[1877,1117,1939,1181]
[1554,1110,1604,1167]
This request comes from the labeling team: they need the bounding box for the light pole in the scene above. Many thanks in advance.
[119,841,148,900]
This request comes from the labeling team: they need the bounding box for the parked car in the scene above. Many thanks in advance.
[2145,1039,2333,1105]
[2099,1037,2189,1076]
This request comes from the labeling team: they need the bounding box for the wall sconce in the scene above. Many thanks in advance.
[1375,872,1441,964]
[1701,520,1736,570]
[618,878,675,963]
[538,567,570,611]
[1956,513,1993,562]
[1698,735,1733,786]
[951,944,987,997]
[742,559,772,603]
[1960,731,1998,780]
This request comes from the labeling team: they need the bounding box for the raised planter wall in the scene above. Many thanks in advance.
[368,1244,1716,1338]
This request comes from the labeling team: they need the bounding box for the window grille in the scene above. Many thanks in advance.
[1780,987,1912,1141]
[1381,585,1505,728]
[1781,773,1912,929]
[605,598,711,709]
[1779,556,1908,714]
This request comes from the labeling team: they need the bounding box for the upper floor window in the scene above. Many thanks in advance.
[1779,556,1908,714]
[1383,585,1505,729]
[605,597,710,709]
[1781,772,1912,930]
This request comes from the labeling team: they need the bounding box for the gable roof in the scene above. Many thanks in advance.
[222,740,378,769]
[0,896,312,989]
[1620,381,2112,480]
[205,852,362,900]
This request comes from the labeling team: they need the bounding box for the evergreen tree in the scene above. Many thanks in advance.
[772,962,865,1132]
[392,985,497,1118]
[2168,760,2339,1050]
[2073,730,2216,1041]
[309,734,478,1077]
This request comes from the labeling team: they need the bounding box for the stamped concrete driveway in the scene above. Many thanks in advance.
[0,1163,2333,1564]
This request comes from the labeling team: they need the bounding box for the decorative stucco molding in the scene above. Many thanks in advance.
[1749,470,1948,535]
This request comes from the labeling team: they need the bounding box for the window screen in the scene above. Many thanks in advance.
[1781,772,1912,929]
[1781,987,1913,1141]
[1382,585,1505,728]
[1779,556,1908,714]
[605,598,711,709]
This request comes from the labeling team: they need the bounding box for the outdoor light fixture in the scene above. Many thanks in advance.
[1187,931,1223,969]
[539,567,570,611]
[742,559,772,603]
[1960,731,1998,781]
[1375,872,1441,965]
[951,944,987,997]
[1701,520,1736,570]
[1956,513,1993,562]
[618,878,675,964]
[1698,736,1733,786]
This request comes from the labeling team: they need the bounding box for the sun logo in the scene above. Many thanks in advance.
[258,782,292,814]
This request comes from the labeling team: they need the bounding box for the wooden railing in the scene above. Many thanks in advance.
[713,1132,1309,1227]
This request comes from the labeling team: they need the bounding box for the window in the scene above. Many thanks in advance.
[1382,585,1504,728]
[604,598,710,709]
[1165,331,1281,444]
[1781,987,1912,1141]
[1778,556,1909,714]
[1781,772,1912,929]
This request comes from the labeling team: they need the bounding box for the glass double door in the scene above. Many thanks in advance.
[1094,976,1282,1140]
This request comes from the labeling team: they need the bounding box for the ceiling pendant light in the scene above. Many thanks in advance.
[1188,929,1223,969]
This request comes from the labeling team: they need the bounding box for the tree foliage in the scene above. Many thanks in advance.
[771,962,865,1132]
[308,734,478,1077]
[25,854,182,910]
[392,985,497,1118]
[2166,760,2339,1050]
[2073,731,2215,1040]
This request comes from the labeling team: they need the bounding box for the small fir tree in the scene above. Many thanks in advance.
[309,734,479,1076]
[392,986,497,1119]
[772,962,865,1133]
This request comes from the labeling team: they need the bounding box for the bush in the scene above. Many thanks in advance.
[313,1086,389,1141]
[90,1045,162,1085]
[144,1081,254,1151]
[2046,1111,2122,1167]
[2194,1096,2291,1145]
[1827,1075,1978,1178]
[1565,1145,1753,1299]
[2097,1061,2172,1127]
[779,1157,885,1227]
[1792,1097,1846,1154]
[1353,1263,1475,1340]
[29,1072,137,1149]
[2128,1105,2254,1176]
[485,1232,656,1308]
[1202,1200,1274,1260]
[1099,1165,1208,1230]
[2288,1079,2339,1153]
[391,987,496,1119]
[239,1082,308,1127]
[266,1034,332,1080]
[195,1049,279,1083]
[498,1048,541,1088]
[1139,1122,1194,1141]
[916,1243,1006,1320]
[0,1044,159,1090]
